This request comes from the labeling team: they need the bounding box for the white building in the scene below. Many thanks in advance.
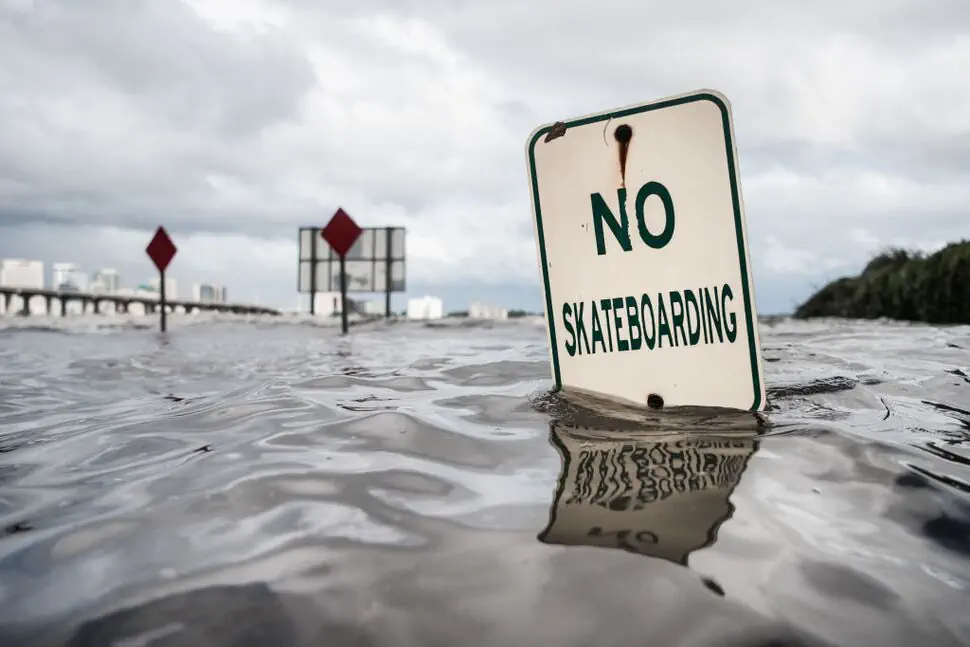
[192,282,227,303]
[0,259,44,289]
[360,300,385,315]
[52,262,88,292]
[130,284,161,299]
[91,268,120,294]
[297,292,360,317]
[0,259,45,316]
[149,277,178,299]
[468,302,509,320]
[53,262,87,314]
[406,296,444,320]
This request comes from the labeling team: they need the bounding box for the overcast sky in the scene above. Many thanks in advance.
[0,0,967,313]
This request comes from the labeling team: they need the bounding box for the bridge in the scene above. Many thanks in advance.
[0,287,281,317]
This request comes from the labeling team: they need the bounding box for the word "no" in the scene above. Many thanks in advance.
[591,181,675,255]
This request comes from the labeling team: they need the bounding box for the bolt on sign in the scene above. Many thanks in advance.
[524,89,766,412]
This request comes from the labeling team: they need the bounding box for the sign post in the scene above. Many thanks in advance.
[145,226,177,333]
[384,226,393,318]
[320,208,363,334]
[524,89,766,412]
[308,229,318,316]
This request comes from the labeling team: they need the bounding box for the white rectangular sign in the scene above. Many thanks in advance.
[297,259,406,293]
[525,89,765,412]
[297,226,407,294]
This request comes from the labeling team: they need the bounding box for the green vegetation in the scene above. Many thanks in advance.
[794,241,970,324]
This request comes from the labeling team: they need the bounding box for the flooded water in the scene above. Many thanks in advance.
[0,314,968,646]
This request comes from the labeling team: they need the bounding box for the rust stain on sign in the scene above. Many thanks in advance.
[544,121,567,142]
[614,124,633,187]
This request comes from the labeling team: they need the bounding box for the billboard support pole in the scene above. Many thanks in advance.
[385,226,392,318]
[308,229,317,316]
[298,226,404,319]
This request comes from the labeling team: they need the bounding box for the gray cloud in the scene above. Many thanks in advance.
[0,0,968,312]
[3,0,315,134]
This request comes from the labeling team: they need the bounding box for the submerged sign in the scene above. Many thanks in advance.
[525,90,766,411]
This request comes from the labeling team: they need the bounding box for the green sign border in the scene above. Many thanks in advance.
[526,91,764,412]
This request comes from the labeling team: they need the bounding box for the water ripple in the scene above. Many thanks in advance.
[0,316,968,646]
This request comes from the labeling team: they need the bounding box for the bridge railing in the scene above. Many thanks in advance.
[0,287,280,316]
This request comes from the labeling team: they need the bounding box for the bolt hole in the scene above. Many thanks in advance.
[614,124,633,144]
[701,577,725,597]
[647,393,664,409]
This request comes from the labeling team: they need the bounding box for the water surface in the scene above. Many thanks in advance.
[1,314,968,646]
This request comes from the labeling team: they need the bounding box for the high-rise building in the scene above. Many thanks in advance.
[406,296,444,320]
[0,259,44,289]
[52,263,73,289]
[149,277,177,299]
[296,292,362,317]
[52,263,87,292]
[92,268,120,293]
[468,302,509,320]
[193,283,212,302]
[192,282,227,304]
[134,283,156,296]
[0,259,44,316]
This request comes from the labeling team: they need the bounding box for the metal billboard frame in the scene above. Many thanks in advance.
[297,226,406,316]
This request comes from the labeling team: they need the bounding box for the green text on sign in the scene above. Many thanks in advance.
[560,283,739,357]
[592,181,675,255]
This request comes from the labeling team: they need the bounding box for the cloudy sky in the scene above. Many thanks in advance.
[0,0,967,313]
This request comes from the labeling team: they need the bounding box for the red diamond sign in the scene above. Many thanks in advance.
[146,226,177,273]
[321,208,362,257]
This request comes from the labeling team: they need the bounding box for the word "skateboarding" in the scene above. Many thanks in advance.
[559,284,739,357]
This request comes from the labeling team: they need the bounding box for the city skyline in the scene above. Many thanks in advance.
[0,256,231,305]
[0,254,516,321]
[0,244,541,315]
[0,252,531,316]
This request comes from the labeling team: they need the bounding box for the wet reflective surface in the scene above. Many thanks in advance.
[0,315,968,646]
[539,418,760,566]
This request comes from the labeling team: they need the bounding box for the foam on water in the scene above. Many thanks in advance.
[0,314,969,646]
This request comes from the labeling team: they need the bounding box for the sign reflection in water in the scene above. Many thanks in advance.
[539,421,760,566]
